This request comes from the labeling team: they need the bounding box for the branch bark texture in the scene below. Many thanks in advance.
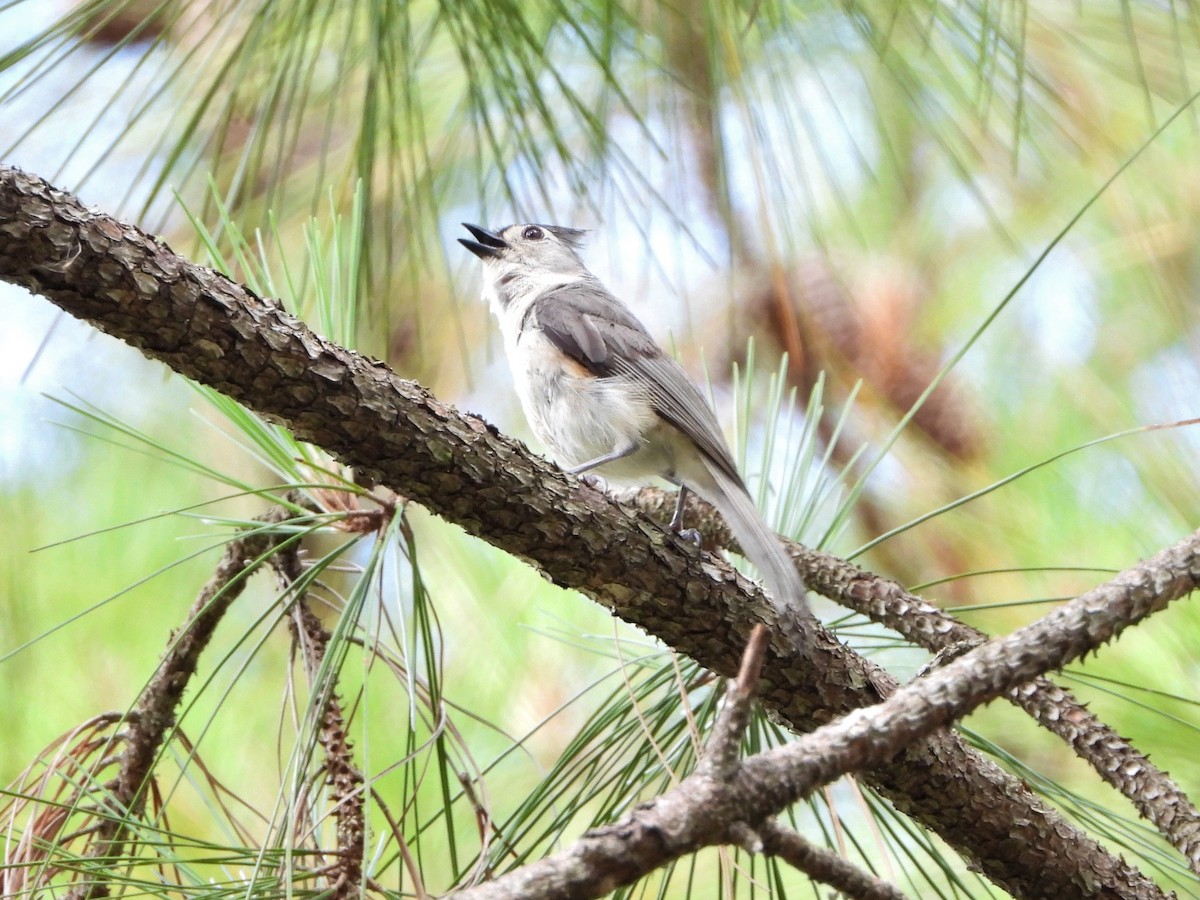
[454,528,1200,899]
[0,165,1190,899]
[626,487,1200,873]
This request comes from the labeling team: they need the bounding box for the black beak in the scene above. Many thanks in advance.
[459,223,507,259]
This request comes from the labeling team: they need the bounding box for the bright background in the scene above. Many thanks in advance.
[2,1,1200,896]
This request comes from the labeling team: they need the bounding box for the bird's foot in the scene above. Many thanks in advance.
[579,472,607,491]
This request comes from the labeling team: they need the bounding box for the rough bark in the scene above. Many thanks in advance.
[0,164,1183,899]
[625,486,1200,874]
[453,529,1200,899]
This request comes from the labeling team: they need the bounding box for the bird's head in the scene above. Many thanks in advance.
[460,222,590,309]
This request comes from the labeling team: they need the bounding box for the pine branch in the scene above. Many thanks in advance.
[273,537,367,899]
[630,485,1200,875]
[702,628,906,899]
[64,506,297,900]
[451,528,1200,899]
[0,163,1185,899]
[755,820,907,900]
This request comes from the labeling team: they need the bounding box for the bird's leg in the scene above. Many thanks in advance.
[669,484,703,547]
[669,485,689,530]
[568,446,701,546]
[565,441,638,475]
[565,441,641,491]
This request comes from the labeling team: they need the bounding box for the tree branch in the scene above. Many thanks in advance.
[627,486,1200,874]
[273,533,367,899]
[452,527,1200,899]
[0,164,1184,899]
[755,820,907,900]
[65,507,296,900]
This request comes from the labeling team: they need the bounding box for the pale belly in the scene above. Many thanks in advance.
[508,333,679,484]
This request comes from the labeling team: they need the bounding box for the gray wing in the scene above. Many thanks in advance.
[530,284,744,486]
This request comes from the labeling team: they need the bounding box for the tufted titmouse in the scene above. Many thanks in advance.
[460,222,813,623]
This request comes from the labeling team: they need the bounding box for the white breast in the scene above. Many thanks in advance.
[505,329,668,484]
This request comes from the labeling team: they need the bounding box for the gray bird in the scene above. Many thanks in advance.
[460,222,812,623]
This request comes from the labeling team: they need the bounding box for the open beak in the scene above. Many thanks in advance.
[459,223,507,259]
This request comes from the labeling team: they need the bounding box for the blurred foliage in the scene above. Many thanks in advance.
[2,0,1200,896]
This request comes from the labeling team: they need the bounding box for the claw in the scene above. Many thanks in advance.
[579,472,607,491]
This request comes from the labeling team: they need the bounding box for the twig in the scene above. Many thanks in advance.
[273,544,366,900]
[64,507,296,900]
[757,819,907,900]
[699,624,770,780]
[708,626,907,898]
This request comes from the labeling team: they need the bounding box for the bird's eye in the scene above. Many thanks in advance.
[522,225,544,241]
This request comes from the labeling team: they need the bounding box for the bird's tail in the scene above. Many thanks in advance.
[698,459,814,624]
